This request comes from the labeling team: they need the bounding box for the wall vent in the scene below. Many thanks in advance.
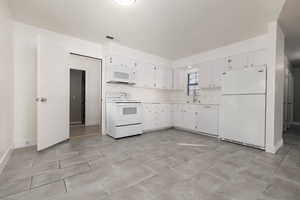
[106,35,115,40]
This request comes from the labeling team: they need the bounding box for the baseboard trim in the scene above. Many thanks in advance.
[143,126,173,133]
[0,148,12,174]
[173,127,218,138]
[266,139,283,154]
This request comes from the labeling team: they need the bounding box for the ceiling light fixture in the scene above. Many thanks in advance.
[114,0,136,6]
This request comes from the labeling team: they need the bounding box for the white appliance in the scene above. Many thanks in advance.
[219,66,267,149]
[106,93,143,138]
[106,56,135,85]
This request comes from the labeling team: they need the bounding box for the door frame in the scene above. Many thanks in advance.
[69,53,103,135]
[69,68,86,126]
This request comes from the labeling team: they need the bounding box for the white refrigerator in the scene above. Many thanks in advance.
[219,66,267,149]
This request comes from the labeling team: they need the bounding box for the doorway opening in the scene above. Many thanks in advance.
[69,54,102,138]
[70,69,86,126]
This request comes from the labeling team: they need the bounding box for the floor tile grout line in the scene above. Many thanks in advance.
[63,179,68,193]
[29,175,33,190]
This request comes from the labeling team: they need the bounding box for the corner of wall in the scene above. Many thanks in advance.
[266,138,283,154]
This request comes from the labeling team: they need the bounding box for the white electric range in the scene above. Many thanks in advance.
[106,93,143,138]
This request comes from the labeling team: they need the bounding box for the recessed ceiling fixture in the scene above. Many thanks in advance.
[114,0,136,6]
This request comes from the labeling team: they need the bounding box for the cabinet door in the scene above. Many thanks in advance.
[107,55,124,66]
[153,104,161,128]
[156,66,164,89]
[197,105,219,135]
[173,104,184,128]
[165,104,172,127]
[173,68,186,90]
[158,104,171,128]
[143,63,156,88]
[130,60,140,85]
[248,49,268,67]
[183,105,196,130]
[226,53,248,70]
[165,67,173,89]
[211,58,226,88]
[143,104,156,131]
[197,61,211,88]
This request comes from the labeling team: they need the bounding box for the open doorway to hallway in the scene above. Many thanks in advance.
[70,69,86,126]
[69,54,102,138]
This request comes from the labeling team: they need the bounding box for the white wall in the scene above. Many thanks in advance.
[0,0,14,171]
[266,22,285,153]
[13,22,172,148]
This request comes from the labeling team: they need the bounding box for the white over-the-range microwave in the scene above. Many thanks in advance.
[106,60,136,85]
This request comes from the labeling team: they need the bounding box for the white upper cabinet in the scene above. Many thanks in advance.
[165,67,173,89]
[197,61,212,88]
[226,53,248,71]
[173,68,186,90]
[156,66,173,90]
[211,58,227,88]
[131,60,144,87]
[107,54,124,66]
[142,63,156,88]
[156,66,165,89]
[142,64,173,90]
[247,49,268,67]
[226,49,268,72]
[197,58,226,89]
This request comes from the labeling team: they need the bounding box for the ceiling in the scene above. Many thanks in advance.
[279,0,300,66]
[9,0,285,60]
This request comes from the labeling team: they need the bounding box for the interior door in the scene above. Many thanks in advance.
[37,37,69,151]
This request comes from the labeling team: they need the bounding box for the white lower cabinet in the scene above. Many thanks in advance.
[173,104,184,128]
[143,103,172,132]
[143,103,218,136]
[195,105,219,135]
[143,104,156,130]
[173,104,219,136]
[183,105,196,130]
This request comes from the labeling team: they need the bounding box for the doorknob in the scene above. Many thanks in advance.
[40,98,47,102]
[36,97,47,102]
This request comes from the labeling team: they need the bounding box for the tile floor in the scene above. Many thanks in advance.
[70,125,101,138]
[0,128,300,200]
